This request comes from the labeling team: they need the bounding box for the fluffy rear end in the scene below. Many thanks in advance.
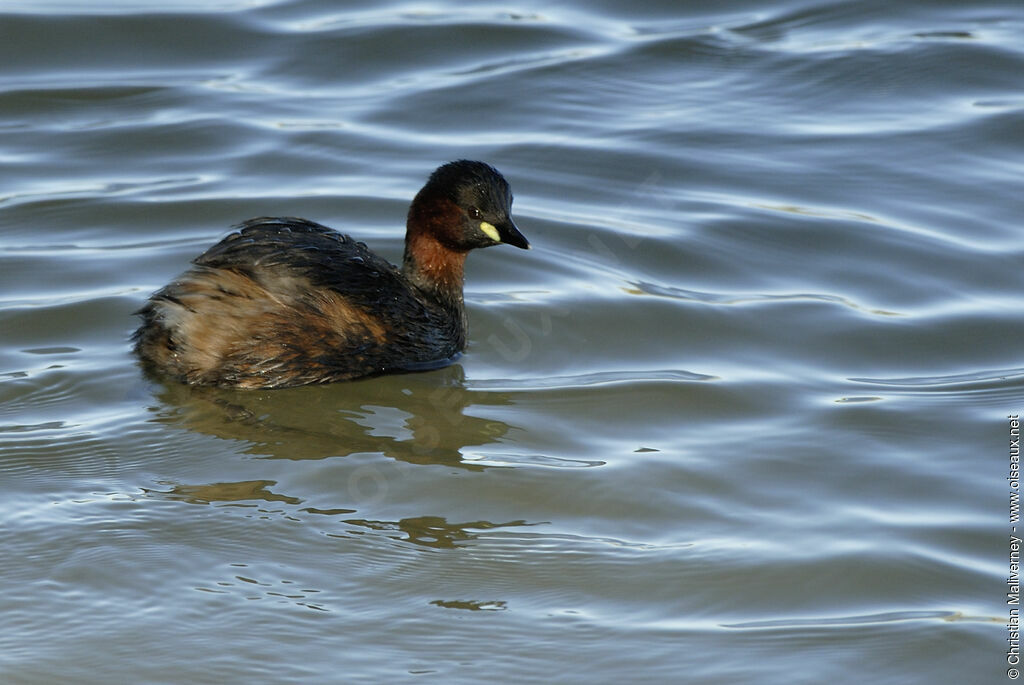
[134,266,398,388]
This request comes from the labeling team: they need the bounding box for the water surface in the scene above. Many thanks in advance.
[1,0,1022,682]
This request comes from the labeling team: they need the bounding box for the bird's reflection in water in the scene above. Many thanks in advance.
[333,514,535,549]
[143,478,535,551]
[145,363,519,468]
[142,479,307,507]
[141,365,542,552]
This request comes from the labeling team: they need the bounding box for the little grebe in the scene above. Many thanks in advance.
[133,160,529,388]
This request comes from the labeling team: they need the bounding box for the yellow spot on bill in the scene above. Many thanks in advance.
[479,221,500,242]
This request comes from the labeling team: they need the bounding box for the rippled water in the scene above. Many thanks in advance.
[2,1,1022,682]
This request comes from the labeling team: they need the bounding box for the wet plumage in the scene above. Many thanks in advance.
[133,161,529,388]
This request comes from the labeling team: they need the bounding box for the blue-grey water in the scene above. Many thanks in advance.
[1,1,1021,683]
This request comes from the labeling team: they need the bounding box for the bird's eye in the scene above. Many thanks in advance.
[468,207,482,220]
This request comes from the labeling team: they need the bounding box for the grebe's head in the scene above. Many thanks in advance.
[409,160,530,251]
